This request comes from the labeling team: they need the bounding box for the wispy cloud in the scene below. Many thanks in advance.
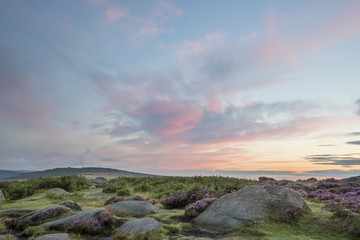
[305,153,360,166]
[347,141,360,145]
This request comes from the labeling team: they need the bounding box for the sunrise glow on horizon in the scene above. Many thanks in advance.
[0,0,360,179]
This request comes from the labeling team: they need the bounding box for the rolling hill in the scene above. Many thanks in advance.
[3,167,156,180]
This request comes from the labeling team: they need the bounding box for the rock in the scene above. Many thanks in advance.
[39,208,107,230]
[119,217,161,236]
[34,233,71,240]
[109,201,159,217]
[49,188,68,195]
[57,200,82,211]
[14,205,72,229]
[0,235,7,240]
[0,190,5,202]
[1,208,35,218]
[258,176,276,182]
[195,186,309,233]
[104,196,124,205]
[124,195,145,201]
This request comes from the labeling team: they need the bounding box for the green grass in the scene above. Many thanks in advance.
[222,201,353,240]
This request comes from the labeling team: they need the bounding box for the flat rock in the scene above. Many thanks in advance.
[0,190,5,202]
[195,186,309,233]
[35,233,71,240]
[39,208,107,230]
[0,235,7,240]
[109,201,159,217]
[119,217,161,236]
[57,200,82,211]
[49,188,68,195]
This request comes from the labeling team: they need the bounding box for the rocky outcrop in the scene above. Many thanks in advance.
[57,200,82,211]
[39,208,106,230]
[195,186,309,233]
[119,217,161,236]
[14,205,72,229]
[34,233,71,240]
[109,201,159,217]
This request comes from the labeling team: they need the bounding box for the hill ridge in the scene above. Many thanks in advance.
[2,167,156,180]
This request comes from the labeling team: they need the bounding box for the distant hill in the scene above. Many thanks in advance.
[3,167,156,180]
[0,170,35,180]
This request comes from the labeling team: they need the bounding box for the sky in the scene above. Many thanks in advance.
[0,0,360,180]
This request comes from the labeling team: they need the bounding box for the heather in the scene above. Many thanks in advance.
[69,210,114,235]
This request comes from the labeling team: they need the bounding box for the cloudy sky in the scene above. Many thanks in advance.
[1,0,360,179]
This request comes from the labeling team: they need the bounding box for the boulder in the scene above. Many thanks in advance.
[39,208,106,230]
[0,235,7,240]
[105,196,124,205]
[119,217,161,236]
[0,190,5,202]
[49,188,68,195]
[109,201,159,217]
[57,200,82,211]
[14,205,72,229]
[195,186,309,233]
[35,233,71,240]
[124,195,145,201]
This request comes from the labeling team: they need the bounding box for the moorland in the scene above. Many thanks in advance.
[0,168,360,239]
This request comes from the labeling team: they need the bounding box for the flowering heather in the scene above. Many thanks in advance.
[161,188,216,209]
[69,210,114,235]
[185,197,217,218]
[37,207,65,220]
[281,206,303,223]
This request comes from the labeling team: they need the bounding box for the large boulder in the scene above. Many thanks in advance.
[14,205,72,229]
[39,208,106,230]
[109,201,159,217]
[195,186,309,233]
[119,217,161,236]
[0,190,5,202]
[57,200,82,211]
[49,188,68,195]
[35,233,71,240]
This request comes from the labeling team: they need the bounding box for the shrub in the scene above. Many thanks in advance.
[184,197,217,218]
[281,206,303,223]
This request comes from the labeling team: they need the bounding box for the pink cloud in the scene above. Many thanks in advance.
[106,7,128,23]
[131,99,203,138]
